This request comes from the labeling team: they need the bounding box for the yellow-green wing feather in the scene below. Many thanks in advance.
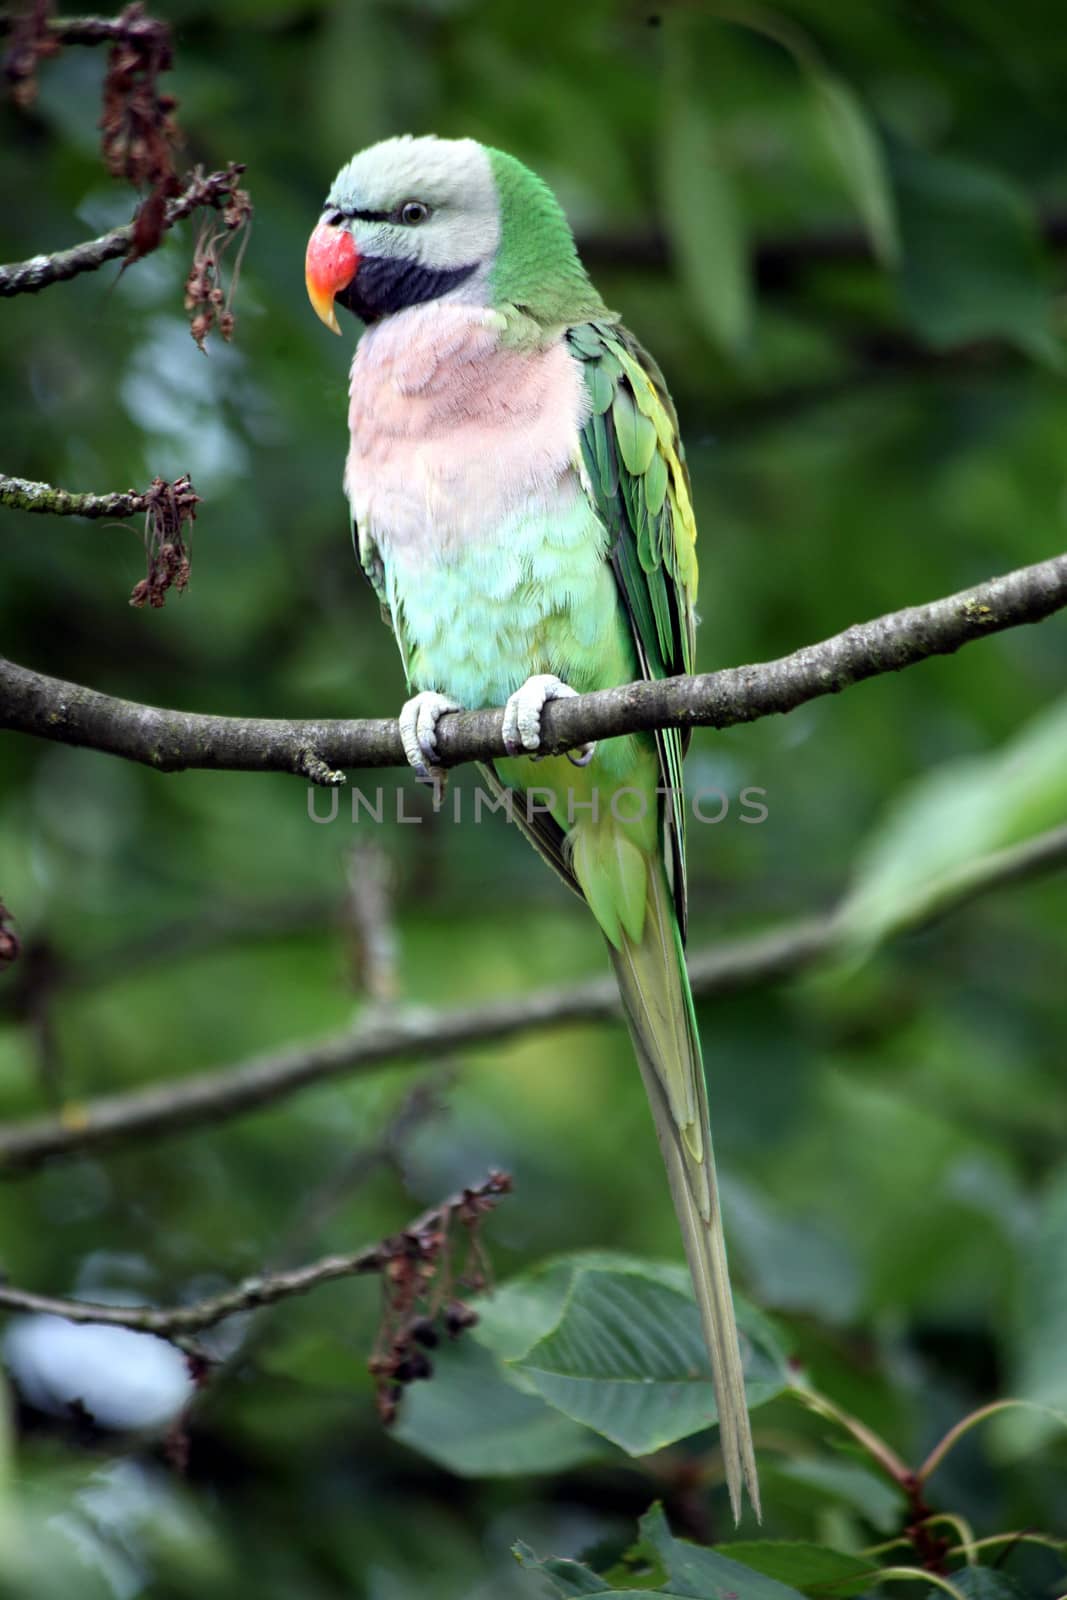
[570,323,760,1522]
[568,320,699,939]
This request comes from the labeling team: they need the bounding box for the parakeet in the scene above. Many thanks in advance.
[305,135,759,1519]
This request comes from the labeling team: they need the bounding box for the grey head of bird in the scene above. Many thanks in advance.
[305,133,605,333]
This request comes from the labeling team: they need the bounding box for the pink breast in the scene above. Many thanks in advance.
[344,304,589,557]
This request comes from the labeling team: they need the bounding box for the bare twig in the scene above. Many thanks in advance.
[790,1377,911,1487]
[0,1169,512,1338]
[1,553,1065,781]
[1,821,1064,1173]
[0,162,247,296]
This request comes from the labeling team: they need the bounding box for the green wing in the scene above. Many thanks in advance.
[567,320,699,940]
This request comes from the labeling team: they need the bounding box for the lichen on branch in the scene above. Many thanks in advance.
[0,471,200,606]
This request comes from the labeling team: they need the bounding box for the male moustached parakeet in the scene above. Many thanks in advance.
[305,135,759,1518]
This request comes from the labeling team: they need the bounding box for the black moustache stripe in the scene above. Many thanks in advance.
[335,256,479,322]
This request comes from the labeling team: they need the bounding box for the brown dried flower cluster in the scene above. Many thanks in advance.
[129,474,200,609]
[4,7,252,347]
[99,4,182,260]
[4,3,184,257]
[2,0,59,107]
[0,899,19,969]
[185,184,254,351]
[368,1171,512,1425]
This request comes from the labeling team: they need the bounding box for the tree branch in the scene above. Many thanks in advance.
[0,1169,512,1337]
[0,473,154,519]
[0,162,246,297]
[0,9,175,48]
[1,821,1064,1174]
[1,553,1065,782]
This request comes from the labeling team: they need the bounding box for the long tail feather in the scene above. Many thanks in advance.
[609,867,760,1521]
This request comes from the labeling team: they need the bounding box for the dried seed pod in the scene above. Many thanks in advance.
[445,1301,479,1338]
[409,1316,439,1350]
[376,1383,403,1425]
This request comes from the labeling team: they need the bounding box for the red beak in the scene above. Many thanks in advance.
[305,222,358,335]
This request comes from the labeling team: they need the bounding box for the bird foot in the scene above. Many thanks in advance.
[501,674,596,767]
[398,690,463,808]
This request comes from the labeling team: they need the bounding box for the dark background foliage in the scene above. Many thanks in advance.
[0,2,1065,1596]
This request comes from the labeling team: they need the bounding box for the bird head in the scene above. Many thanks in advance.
[305,134,605,334]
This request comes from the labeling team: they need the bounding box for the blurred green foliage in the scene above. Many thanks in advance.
[1,1,1066,1596]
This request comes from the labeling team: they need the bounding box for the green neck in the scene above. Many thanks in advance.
[486,146,609,333]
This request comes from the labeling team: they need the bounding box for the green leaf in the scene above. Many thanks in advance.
[509,1259,788,1456]
[768,1459,905,1533]
[515,1507,810,1599]
[810,74,898,266]
[946,1572,1032,1600]
[390,1335,605,1477]
[662,93,752,357]
[639,1504,807,1599]
[514,1541,612,1595]
[894,147,1060,364]
[837,696,1067,961]
[714,1541,878,1598]
[473,1255,582,1362]
[997,1166,1067,1455]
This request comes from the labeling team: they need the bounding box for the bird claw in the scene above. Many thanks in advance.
[501,674,596,767]
[398,691,463,808]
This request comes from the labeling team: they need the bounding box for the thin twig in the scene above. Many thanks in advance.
[0,1169,512,1338]
[0,162,246,296]
[1,820,1064,1173]
[917,1399,1064,1484]
[870,1570,967,1600]
[1,553,1065,781]
[789,1379,911,1486]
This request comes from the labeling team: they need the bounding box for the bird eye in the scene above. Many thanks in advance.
[399,200,430,225]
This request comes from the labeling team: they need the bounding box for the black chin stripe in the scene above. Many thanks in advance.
[336,256,478,322]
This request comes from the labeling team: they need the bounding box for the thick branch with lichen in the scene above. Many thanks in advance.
[0,553,1065,782]
[0,472,199,607]
[0,162,246,297]
[0,473,152,519]
[1,821,1064,1175]
[0,1170,512,1338]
